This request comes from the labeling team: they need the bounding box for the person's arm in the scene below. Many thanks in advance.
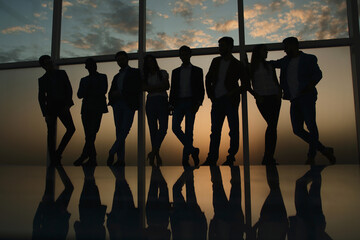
[38,78,47,117]
[301,55,322,94]
[145,70,170,93]
[205,59,216,101]
[169,69,176,107]
[62,71,73,107]
[77,77,86,99]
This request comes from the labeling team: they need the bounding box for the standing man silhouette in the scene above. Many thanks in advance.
[107,51,142,166]
[203,37,249,166]
[38,55,75,165]
[271,37,336,165]
[170,45,204,167]
[74,58,108,166]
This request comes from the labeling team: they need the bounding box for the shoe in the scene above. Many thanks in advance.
[73,155,87,166]
[305,156,315,165]
[222,155,235,166]
[322,147,336,165]
[147,151,156,166]
[191,148,200,167]
[202,157,216,166]
[107,154,115,166]
[155,152,163,167]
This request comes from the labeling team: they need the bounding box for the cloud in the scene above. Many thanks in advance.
[147,29,214,50]
[1,24,44,34]
[247,19,281,38]
[0,47,23,63]
[172,1,192,18]
[157,12,170,19]
[269,0,294,12]
[209,19,238,33]
[183,0,206,6]
[244,4,267,20]
[76,0,98,8]
[102,1,138,35]
[33,12,48,20]
[213,0,228,6]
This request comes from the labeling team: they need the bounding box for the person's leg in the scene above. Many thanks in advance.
[210,166,228,215]
[116,103,135,165]
[46,115,57,162]
[89,112,103,160]
[184,100,196,157]
[172,101,188,164]
[56,108,76,157]
[205,99,226,165]
[146,97,159,152]
[108,104,122,165]
[224,99,239,165]
[229,166,244,221]
[257,96,281,163]
[155,97,169,151]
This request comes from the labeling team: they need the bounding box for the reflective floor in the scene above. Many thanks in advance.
[0,164,359,240]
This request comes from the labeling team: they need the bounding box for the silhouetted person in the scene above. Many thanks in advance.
[74,165,107,240]
[32,165,74,240]
[145,167,171,240]
[74,58,108,166]
[107,51,142,166]
[38,55,75,165]
[170,168,207,240]
[209,166,245,240]
[250,44,282,165]
[106,165,144,240]
[170,46,204,167]
[271,37,336,165]
[143,54,170,167]
[288,166,332,240]
[203,37,250,166]
[251,165,288,240]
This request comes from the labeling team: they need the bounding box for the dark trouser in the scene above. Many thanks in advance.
[46,107,75,159]
[208,96,239,161]
[256,95,281,160]
[172,98,197,160]
[80,111,103,159]
[290,94,325,158]
[109,100,135,163]
[146,96,169,151]
[173,169,197,208]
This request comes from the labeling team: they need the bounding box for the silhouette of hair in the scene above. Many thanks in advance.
[179,45,191,54]
[85,57,97,70]
[218,36,234,47]
[143,54,160,79]
[115,51,128,59]
[39,55,51,66]
[250,44,270,76]
[283,37,299,46]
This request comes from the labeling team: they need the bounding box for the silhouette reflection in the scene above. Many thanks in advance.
[209,166,245,240]
[32,165,74,240]
[251,165,288,240]
[145,167,171,240]
[170,167,207,240]
[74,165,107,240]
[107,166,143,240]
[288,166,332,240]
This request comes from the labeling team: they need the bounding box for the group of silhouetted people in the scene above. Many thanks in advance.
[38,36,336,167]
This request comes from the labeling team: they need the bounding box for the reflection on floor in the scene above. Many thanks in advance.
[0,165,359,239]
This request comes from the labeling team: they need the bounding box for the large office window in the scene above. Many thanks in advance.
[146,0,239,51]
[60,0,139,58]
[244,0,349,44]
[0,0,52,63]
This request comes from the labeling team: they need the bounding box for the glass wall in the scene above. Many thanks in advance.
[61,0,139,58]
[248,47,358,164]
[146,0,239,51]
[0,0,52,63]
[244,0,348,44]
[59,60,139,166]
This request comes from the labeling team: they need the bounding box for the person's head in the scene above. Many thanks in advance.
[282,37,299,58]
[85,57,97,73]
[39,55,54,71]
[250,44,268,72]
[179,45,192,65]
[218,36,234,57]
[115,51,129,68]
[143,54,160,76]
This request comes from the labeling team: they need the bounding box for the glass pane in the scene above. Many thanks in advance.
[60,0,139,58]
[146,0,239,51]
[244,0,349,44]
[0,0,52,63]
[59,60,139,166]
[0,67,47,164]
[145,54,245,166]
[248,47,358,164]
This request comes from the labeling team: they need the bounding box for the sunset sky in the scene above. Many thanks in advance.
[0,0,350,62]
[0,0,358,165]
